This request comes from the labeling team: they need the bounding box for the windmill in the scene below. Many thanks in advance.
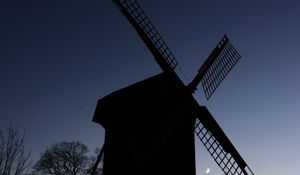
[93,0,254,175]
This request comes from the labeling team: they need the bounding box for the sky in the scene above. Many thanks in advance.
[1,0,300,174]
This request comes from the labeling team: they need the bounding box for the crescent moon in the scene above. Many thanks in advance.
[205,168,210,174]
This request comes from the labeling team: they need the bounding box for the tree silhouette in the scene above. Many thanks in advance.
[88,145,104,175]
[34,141,90,175]
[0,125,31,175]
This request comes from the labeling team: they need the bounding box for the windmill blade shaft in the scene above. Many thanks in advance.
[113,0,178,73]
[195,106,254,175]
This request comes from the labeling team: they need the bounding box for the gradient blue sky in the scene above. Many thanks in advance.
[1,0,300,174]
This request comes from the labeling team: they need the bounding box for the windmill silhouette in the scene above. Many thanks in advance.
[93,0,254,175]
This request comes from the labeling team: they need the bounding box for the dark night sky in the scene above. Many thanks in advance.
[1,0,300,174]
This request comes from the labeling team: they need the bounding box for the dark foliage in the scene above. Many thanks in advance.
[34,141,91,175]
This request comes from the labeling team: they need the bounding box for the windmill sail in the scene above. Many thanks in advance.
[188,35,241,99]
[195,106,254,175]
[105,1,254,175]
[113,0,178,73]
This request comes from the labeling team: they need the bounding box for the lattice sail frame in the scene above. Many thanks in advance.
[200,35,241,99]
[113,0,178,72]
[195,106,254,175]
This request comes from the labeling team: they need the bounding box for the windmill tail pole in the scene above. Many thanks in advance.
[91,142,105,175]
[187,35,229,93]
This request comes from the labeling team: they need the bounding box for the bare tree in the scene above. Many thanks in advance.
[88,144,104,175]
[34,141,90,175]
[0,125,31,175]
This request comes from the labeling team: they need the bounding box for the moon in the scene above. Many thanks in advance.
[205,168,210,174]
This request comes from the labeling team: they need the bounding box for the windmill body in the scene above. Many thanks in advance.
[93,0,254,175]
[93,72,196,175]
